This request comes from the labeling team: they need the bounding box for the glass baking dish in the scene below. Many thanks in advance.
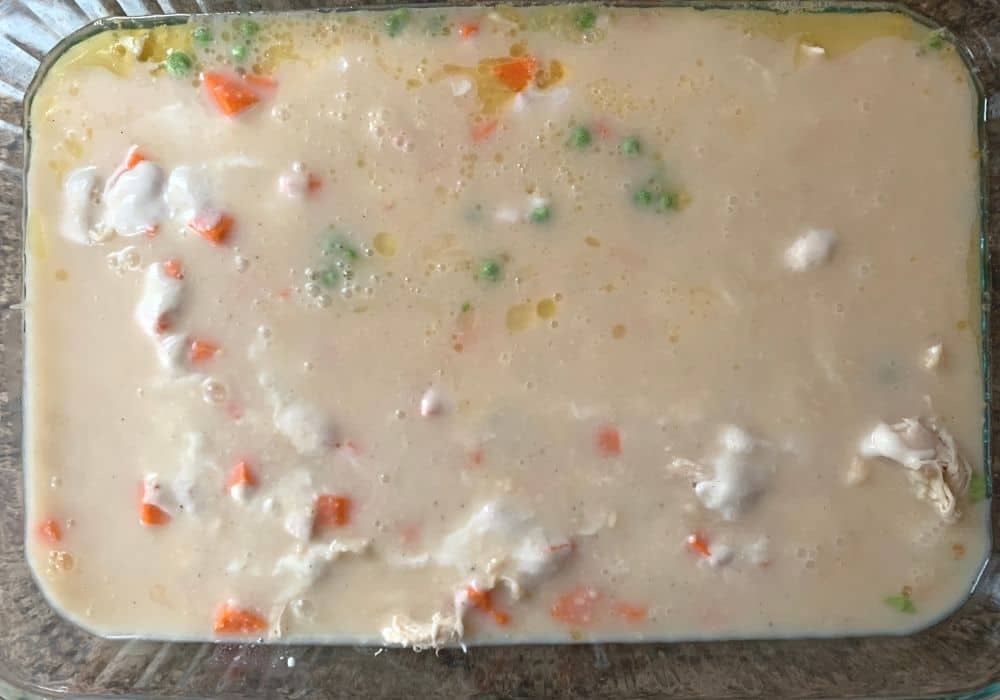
[3,0,1000,697]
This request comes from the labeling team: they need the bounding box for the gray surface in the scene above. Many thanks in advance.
[3,1,1000,698]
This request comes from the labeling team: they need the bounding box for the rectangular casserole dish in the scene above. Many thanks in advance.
[2,0,999,697]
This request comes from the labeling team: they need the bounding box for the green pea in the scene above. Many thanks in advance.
[322,233,360,261]
[465,203,485,222]
[969,471,988,502]
[385,9,411,37]
[566,125,592,150]
[656,192,677,211]
[477,258,503,282]
[164,51,193,78]
[620,135,641,157]
[231,44,248,62]
[238,18,260,39]
[926,30,946,51]
[573,6,598,31]
[529,205,551,223]
[192,26,213,44]
[633,188,653,207]
[461,301,472,313]
[884,594,916,613]
[425,13,450,36]
[317,268,340,289]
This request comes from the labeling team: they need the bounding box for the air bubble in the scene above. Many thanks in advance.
[291,598,316,618]
[271,104,291,121]
[202,378,228,404]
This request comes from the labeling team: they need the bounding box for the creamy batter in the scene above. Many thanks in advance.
[24,7,989,646]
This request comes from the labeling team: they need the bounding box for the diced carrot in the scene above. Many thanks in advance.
[595,119,613,140]
[137,476,169,526]
[466,585,490,608]
[686,533,712,558]
[245,73,278,89]
[154,313,172,335]
[612,601,648,623]
[551,586,600,626]
[188,212,233,245]
[549,540,575,555]
[213,602,267,636]
[37,518,62,545]
[202,71,260,117]
[399,521,422,546]
[189,339,219,364]
[226,461,257,489]
[596,425,621,456]
[457,21,480,38]
[226,403,244,421]
[163,258,183,280]
[471,118,498,143]
[468,449,484,466]
[140,502,171,526]
[125,148,146,170]
[307,173,323,193]
[314,494,352,532]
[493,56,537,92]
[106,146,150,190]
[341,440,361,459]
[467,586,510,625]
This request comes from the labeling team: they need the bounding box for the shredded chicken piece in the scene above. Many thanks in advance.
[380,588,471,651]
[380,501,573,648]
[923,343,944,370]
[694,425,773,520]
[268,538,370,638]
[170,432,218,515]
[273,538,370,595]
[273,400,337,457]
[784,228,837,271]
[845,456,869,486]
[434,501,573,598]
[665,456,705,481]
[419,387,450,417]
[858,417,972,523]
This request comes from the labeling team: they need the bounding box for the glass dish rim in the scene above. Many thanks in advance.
[4,1,999,697]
